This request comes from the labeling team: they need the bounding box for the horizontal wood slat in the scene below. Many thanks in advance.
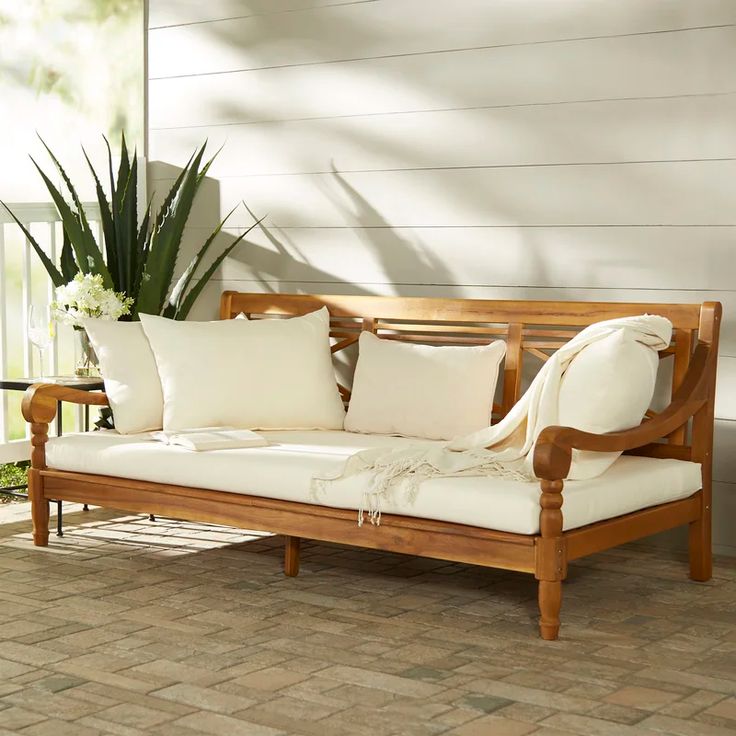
[41,470,537,572]
[222,292,704,329]
[566,494,702,559]
[205,282,736,361]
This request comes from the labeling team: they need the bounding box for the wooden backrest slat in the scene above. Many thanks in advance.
[377,334,500,346]
[522,341,569,350]
[523,328,580,339]
[220,292,719,462]
[225,293,703,328]
[374,321,507,336]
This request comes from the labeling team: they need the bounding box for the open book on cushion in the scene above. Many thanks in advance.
[150,427,268,451]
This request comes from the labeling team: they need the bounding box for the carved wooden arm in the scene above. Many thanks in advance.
[22,383,109,424]
[533,341,714,481]
[21,384,109,471]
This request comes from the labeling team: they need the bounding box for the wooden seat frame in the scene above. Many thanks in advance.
[22,292,721,640]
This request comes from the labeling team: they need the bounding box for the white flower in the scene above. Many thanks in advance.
[52,273,133,327]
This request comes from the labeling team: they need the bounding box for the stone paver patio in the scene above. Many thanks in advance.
[0,502,734,735]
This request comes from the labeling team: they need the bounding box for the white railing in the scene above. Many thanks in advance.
[0,202,99,463]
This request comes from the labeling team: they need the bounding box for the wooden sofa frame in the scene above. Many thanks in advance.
[22,292,721,640]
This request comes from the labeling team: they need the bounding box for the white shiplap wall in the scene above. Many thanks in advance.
[147,0,736,554]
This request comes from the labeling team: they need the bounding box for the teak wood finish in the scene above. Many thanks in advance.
[23,293,721,640]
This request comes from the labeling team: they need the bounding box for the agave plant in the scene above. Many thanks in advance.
[1,133,261,319]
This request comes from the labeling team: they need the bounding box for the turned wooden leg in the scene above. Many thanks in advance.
[27,419,51,548]
[536,478,566,641]
[29,468,49,547]
[284,536,300,577]
[689,513,712,582]
[538,580,562,640]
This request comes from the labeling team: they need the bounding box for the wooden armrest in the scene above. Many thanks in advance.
[533,341,715,480]
[22,383,109,424]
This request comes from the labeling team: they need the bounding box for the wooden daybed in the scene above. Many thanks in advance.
[22,292,721,640]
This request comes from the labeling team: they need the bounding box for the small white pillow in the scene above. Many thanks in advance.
[344,332,506,440]
[82,320,164,434]
[140,307,346,431]
[559,329,660,479]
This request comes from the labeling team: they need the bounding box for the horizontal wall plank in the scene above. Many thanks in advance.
[176,225,736,293]
[149,94,736,177]
[149,27,736,129]
[148,0,375,29]
[149,0,736,78]
[186,279,736,357]
[149,160,736,228]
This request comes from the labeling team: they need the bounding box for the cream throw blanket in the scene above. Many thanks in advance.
[312,315,673,525]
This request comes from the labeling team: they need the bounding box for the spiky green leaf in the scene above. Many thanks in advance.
[168,203,239,313]
[121,152,139,290]
[82,146,119,289]
[175,215,263,319]
[59,231,77,282]
[37,138,110,279]
[103,135,117,210]
[115,132,131,208]
[130,198,153,313]
[30,154,112,287]
[135,145,208,315]
[0,201,65,286]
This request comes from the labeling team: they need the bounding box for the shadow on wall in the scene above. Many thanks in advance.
[147,159,469,320]
[323,163,456,289]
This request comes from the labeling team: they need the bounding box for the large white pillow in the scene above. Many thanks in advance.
[139,307,346,431]
[344,332,506,440]
[82,320,164,434]
[559,329,660,480]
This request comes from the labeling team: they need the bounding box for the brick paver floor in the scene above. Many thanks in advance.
[0,503,734,735]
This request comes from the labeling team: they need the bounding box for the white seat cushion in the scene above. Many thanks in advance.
[46,431,702,535]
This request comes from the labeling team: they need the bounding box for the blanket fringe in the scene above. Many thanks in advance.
[312,451,530,527]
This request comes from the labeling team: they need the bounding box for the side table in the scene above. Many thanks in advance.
[0,376,105,536]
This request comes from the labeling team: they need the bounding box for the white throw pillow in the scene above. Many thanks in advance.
[139,307,346,431]
[559,329,660,480]
[82,320,164,434]
[344,332,506,440]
